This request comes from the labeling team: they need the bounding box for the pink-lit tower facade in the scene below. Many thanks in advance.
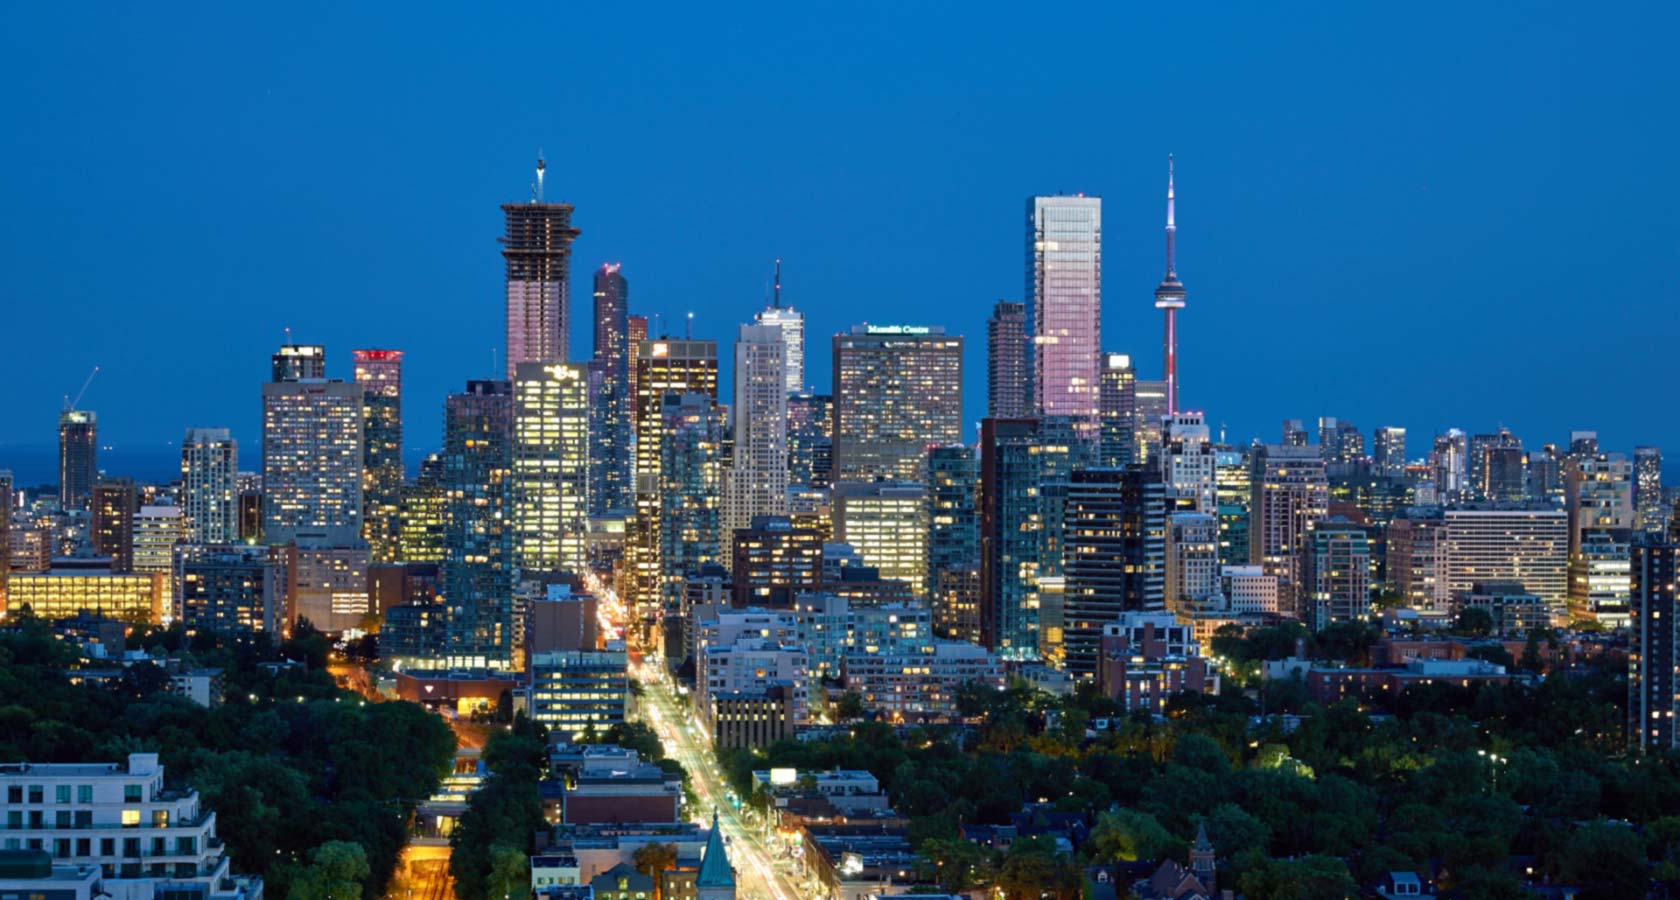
[1153,156,1186,415]
[503,156,581,377]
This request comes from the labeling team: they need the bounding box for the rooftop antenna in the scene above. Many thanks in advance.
[686,312,694,340]
[491,347,498,378]
[773,258,782,309]
[534,152,546,203]
[652,313,663,338]
[284,326,292,346]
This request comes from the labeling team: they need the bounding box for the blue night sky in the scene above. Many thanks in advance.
[2,3,1676,482]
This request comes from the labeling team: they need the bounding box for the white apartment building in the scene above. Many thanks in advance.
[697,637,809,727]
[0,753,260,900]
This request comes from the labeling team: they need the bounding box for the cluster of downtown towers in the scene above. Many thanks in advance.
[38,161,1679,700]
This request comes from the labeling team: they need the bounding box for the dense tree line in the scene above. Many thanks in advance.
[0,615,456,900]
[718,632,1677,900]
[449,716,547,900]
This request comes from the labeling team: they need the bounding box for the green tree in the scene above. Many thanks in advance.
[1088,808,1175,863]
[632,843,678,899]
[484,845,529,900]
[287,841,370,900]
[995,836,1077,900]
[1558,822,1648,900]
[1453,607,1494,638]
[1238,854,1357,900]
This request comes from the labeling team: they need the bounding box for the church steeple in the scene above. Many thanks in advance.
[1190,821,1216,890]
[696,809,736,899]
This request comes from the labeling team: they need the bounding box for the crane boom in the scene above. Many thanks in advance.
[66,366,99,411]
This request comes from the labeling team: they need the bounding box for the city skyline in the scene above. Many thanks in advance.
[3,5,1675,470]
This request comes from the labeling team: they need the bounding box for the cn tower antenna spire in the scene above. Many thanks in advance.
[1166,153,1176,275]
[1153,154,1187,416]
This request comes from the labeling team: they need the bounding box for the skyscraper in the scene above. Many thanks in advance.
[1636,446,1666,534]
[1249,444,1329,617]
[503,156,581,377]
[658,393,727,605]
[1565,453,1635,625]
[132,505,186,600]
[58,409,97,511]
[754,260,805,394]
[353,349,404,563]
[441,380,515,667]
[271,344,325,382]
[513,362,591,574]
[1063,466,1168,679]
[831,325,963,483]
[986,300,1029,418]
[591,263,632,514]
[1630,537,1680,751]
[1373,427,1407,478]
[1303,519,1372,630]
[1098,353,1136,468]
[1469,429,1522,501]
[786,392,834,489]
[91,478,138,570]
[1027,195,1101,429]
[180,428,238,544]
[261,377,363,546]
[1215,448,1252,568]
[926,445,980,643]
[978,417,1082,659]
[1152,157,1187,415]
[1133,380,1169,464]
[628,340,719,608]
[724,323,789,535]
[1443,504,1569,606]
[833,481,927,589]
[1161,412,1217,513]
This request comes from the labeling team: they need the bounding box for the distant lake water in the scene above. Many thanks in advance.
[0,444,440,491]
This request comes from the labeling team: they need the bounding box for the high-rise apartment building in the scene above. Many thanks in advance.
[986,300,1029,418]
[1432,430,1468,499]
[441,380,516,668]
[1248,444,1329,617]
[1165,511,1220,616]
[132,506,186,599]
[1565,453,1635,625]
[1214,448,1251,568]
[90,479,138,571]
[260,377,363,546]
[658,393,727,605]
[503,158,580,376]
[1386,512,1450,611]
[1469,429,1523,501]
[1097,353,1137,468]
[725,323,789,535]
[832,482,927,589]
[1303,519,1371,629]
[1133,380,1168,464]
[58,410,97,511]
[398,455,447,564]
[180,428,238,545]
[513,363,591,574]
[1630,538,1680,751]
[831,325,963,483]
[787,392,834,489]
[1027,195,1101,429]
[634,340,720,482]
[1373,426,1407,478]
[978,417,1082,659]
[729,516,823,608]
[1636,446,1666,534]
[1161,413,1217,513]
[353,349,404,563]
[591,264,633,514]
[926,445,980,642]
[1062,466,1168,679]
[175,543,292,635]
[1443,504,1569,607]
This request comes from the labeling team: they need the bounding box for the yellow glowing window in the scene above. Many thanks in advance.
[121,809,140,827]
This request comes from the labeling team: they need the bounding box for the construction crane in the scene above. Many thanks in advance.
[63,366,99,412]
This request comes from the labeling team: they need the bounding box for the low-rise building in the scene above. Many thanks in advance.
[840,640,1003,722]
[1306,658,1512,704]
[1454,580,1554,636]
[4,570,165,624]
[527,651,629,736]
[1095,614,1219,713]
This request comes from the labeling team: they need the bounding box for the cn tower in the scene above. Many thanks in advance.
[1153,155,1186,415]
